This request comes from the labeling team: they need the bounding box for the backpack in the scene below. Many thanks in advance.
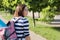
[3,21,17,40]
[0,28,5,40]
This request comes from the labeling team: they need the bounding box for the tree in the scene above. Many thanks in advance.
[0,0,3,10]
[2,0,21,14]
[23,0,60,26]
[21,0,49,26]
[2,0,60,26]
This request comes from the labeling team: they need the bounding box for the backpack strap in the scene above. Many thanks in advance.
[6,31,15,39]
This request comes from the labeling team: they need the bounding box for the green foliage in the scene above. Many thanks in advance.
[0,0,4,10]
[24,0,48,12]
[1,0,60,22]
[38,6,55,22]
[2,0,9,7]
[0,0,3,7]
[1,0,60,13]
[2,0,21,14]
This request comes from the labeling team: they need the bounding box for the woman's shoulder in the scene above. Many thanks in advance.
[17,17,29,23]
[11,17,19,22]
[11,16,28,22]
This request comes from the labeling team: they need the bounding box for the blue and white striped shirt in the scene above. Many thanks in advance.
[11,16,30,40]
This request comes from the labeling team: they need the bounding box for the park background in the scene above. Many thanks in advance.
[0,0,60,40]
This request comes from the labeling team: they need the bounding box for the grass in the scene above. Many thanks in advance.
[30,26,60,40]
[0,11,60,40]
[0,11,13,20]
[3,15,12,20]
[28,17,60,40]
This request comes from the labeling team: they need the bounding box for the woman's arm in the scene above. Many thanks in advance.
[23,19,31,40]
[24,27,31,40]
[25,35,31,40]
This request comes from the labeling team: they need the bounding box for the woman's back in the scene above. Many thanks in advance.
[11,16,29,40]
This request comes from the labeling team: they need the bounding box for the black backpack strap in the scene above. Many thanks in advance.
[6,31,15,39]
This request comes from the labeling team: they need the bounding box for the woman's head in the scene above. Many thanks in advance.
[14,4,28,17]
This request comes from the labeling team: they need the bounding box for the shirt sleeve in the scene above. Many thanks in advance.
[23,19,30,37]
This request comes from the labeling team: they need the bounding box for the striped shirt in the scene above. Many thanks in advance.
[11,16,30,40]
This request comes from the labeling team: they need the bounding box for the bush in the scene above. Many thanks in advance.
[38,6,55,23]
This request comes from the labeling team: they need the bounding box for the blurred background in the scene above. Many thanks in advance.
[0,0,60,40]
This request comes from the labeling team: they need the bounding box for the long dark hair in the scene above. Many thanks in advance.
[14,4,26,17]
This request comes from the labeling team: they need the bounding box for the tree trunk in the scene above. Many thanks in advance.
[32,11,35,27]
[38,12,40,18]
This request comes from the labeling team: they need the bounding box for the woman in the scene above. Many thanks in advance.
[11,4,31,40]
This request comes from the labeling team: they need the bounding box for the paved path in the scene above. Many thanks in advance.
[30,31,46,40]
[0,15,46,40]
[50,15,60,27]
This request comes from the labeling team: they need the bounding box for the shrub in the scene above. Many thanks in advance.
[38,6,55,23]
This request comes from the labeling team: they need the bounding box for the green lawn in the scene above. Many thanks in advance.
[28,17,60,40]
[30,26,60,40]
[0,11,60,40]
